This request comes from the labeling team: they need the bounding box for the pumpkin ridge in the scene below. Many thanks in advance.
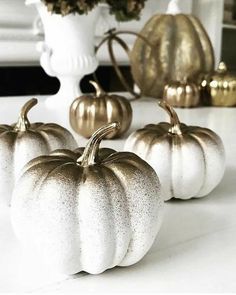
[190,128,225,161]
[147,15,166,95]
[189,127,223,145]
[36,129,54,152]
[50,149,80,161]
[34,123,58,130]
[129,129,156,152]
[0,129,17,139]
[34,162,80,197]
[103,159,141,265]
[187,133,207,196]
[100,165,131,268]
[170,133,185,199]
[12,130,49,182]
[143,131,169,162]
[182,14,205,72]
[188,15,215,71]
[22,157,71,179]
[141,15,164,93]
[116,160,161,266]
[0,125,13,133]
[169,15,178,82]
[18,160,70,204]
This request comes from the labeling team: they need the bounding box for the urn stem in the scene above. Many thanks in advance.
[158,100,182,135]
[89,81,105,97]
[14,98,38,132]
[78,122,120,167]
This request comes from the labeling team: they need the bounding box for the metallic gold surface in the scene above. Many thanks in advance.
[163,80,200,108]
[207,62,236,107]
[69,81,133,139]
[12,122,163,275]
[124,101,225,201]
[130,14,215,98]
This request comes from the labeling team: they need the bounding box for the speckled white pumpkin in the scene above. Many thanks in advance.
[124,101,225,201]
[0,98,77,206]
[11,123,164,275]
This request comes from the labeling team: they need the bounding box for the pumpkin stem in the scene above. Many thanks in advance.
[166,0,181,14]
[217,62,227,74]
[14,98,38,132]
[77,122,120,167]
[89,80,105,97]
[158,100,182,135]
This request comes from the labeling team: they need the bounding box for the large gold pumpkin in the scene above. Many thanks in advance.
[130,2,215,98]
[0,98,77,205]
[203,62,236,107]
[70,81,132,139]
[11,122,163,275]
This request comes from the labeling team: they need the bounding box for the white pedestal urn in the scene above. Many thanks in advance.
[26,0,100,109]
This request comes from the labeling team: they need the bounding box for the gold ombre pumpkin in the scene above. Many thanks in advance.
[130,0,215,98]
[0,98,76,205]
[70,81,132,139]
[164,79,200,108]
[124,101,225,201]
[11,122,163,275]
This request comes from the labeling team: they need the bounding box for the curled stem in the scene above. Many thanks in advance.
[89,81,105,97]
[14,98,38,132]
[77,122,120,167]
[158,100,182,135]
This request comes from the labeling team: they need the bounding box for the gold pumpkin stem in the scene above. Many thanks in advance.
[89,80,105,97]
[14,98,38,132]
[217,61,227,74]
[158,100,182,135]
[78,122,120,167]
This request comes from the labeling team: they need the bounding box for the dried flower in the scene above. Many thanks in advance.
[42,0,147,21]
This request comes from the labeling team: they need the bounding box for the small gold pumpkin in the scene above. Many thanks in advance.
[203,62,236,107]
[163,79,200,108]
[130,0,215,98]
[11,122,163,275]
[70,81,132,139]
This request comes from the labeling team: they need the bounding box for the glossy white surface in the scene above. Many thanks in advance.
[0,95,236,293]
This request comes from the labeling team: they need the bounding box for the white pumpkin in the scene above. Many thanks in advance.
[124,101,225,201]
[11,123,164,275]
[0,98,77,206]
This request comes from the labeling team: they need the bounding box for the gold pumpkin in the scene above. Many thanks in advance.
[11,122,163,275]
[0,98,77,205]
[70,81,132,139]
[203,62,236,107]
[130,0,215,98]
[163,79,200,108]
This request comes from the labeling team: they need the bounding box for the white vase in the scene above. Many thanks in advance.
[26,0,100,109]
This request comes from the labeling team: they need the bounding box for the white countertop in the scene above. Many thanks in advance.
[0,95,236,293]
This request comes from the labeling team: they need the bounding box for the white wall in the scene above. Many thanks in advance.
[192,0,224,67]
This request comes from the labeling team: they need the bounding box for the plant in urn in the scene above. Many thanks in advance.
[26,0,147,109]
[26,0,100,109]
